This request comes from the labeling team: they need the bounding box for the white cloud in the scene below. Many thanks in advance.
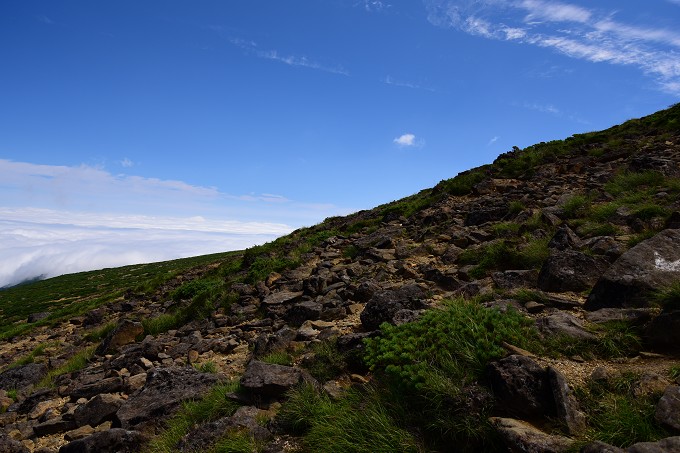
[121,157,134,168]
[361,0,391,12]
[488,136,499,145]
[423,0,680,95]
[393,133,424,148]
[0,159,351,287]
[383,75,436,91]
[229,38,349,76]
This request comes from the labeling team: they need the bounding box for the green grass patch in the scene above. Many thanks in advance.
[279,383,423,453]
[260,351,293,366]
[458,237,550,278]
[38,345,96,388]
[144,380,242,453]
[304,338,348,382]
[651,282,680,310]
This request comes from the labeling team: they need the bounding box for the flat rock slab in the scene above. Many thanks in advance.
[536,312,596,341]
[240,360,302,398]
[59,428,143,453]
[117,367,219,430]
[490,417,574,453]
[0,363,47,391]
[262,291,303,305]
[586,229,680,310]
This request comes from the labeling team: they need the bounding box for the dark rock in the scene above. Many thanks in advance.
[27,312,50,323]
[73,394,124,428]
[58,428,143,453]
[0,433,30,453]
[548,367,586,435]
[0,363,47,391]
[465,202,509,226]
[580,441,625,452]
[95,319,143,355]
[487,355,554,418]
[538,250,608,292]
[82,309,105,327]
[586,229,680,310]
[537,312,596,341]
[627,436,680,452]
[284,301,322,327]
[360,284,427,330]
[67,377,124,400]
[548,225,583,251]
[655,385,680,431]
[421,266,461,290]
[585,308,655,325]
[392,309,423,325]
[117,367,219,430]
[240,360,301,399]
[492,270,539,289]
[33,416,77,436]
[645,311,680,350]
[490,417,574,452]
[262,291,303,305]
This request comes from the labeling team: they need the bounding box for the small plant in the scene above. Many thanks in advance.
[260,351,293,366]
[38,345,96,388]
[193,361,217,373]
[508,201,525,215]
[83,321,116,343]
[213,430,261,453]
[305,339,348,382]
[561,194,591,219]
[651,282,680,310]
[668,364,680,382]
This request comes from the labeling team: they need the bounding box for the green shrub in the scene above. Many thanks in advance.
[364,299,539,389]
[458,237,549,278]
[561,194,591,219]
[305,338,348,382]
[435,169,487,196]
[605,171,665,196]
[652,282,680,310]
[142,313,183,336]
[193,361,217,373]
[632,204,670,220]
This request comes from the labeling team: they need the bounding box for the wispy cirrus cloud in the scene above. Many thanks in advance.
[383,75,436,92]
[230,38,349,76]
[0,159,351,287]
[423,0,680,95]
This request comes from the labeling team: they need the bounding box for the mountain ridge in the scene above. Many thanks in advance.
[1,103,680,452]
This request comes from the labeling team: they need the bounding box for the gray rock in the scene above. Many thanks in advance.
[240,360,302,398]
[627,436,680,452]
[655,385,680,431]
[33,417,77,436]
[95,319,143,355]
[537,312,596,341]
[645,311,680,350]
[73,394,123,428]
[360,284,427,330]
[548,225,583,251]
[58,428,143,453]
[117,367,219,430]
[284,301,322,327]
[548,367,586,435]
[586,229,680,310]
[580,441,625,453]
[487,355,554,418]
[0,433,30,453]
[68,377,124,400]
[492,270,539,290]
[490,417,574,453]
[538,250,608,293]
[0,363,47,391]
[27,312,51,323]
[262,291,303,305]
[585,308,655,325]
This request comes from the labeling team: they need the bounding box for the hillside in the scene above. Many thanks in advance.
[2,104,680,452]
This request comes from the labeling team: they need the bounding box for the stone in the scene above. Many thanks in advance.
[538,250,608,293]
[360,284,426,331]
[58,428,143,453]
[67,377,124,400]
[117,367,219,430]
[262,291,303,305]
[492,270,539,289]
[284,301,322,326]
[64,425,95,442]
[487,355,554,418]
[585,308,655,325]
[586,229,680,310]
[536,312,596,341]
[645,311,680,351]
[627,437,680,452]
[0,433,30,453]
[74,394,123,428]
[28,398,65,420]
[0,363,47,391]
[548,225,583,251]
[27,312,51,323]
[240,360,302,399]
[580,441,625,452]
[95,319,143,355]
[33,417,77,436]
[547,367,586,435]
[655,385,680,431]
[490,417,574,453]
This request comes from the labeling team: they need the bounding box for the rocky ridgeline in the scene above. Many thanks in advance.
[2,106,680,452]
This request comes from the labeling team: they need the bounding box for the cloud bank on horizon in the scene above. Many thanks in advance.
[0,159,349,288]
[423,0,680,95]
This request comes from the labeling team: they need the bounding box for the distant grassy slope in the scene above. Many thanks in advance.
[0,252,237,340]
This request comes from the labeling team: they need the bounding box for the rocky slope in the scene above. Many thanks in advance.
[2,104,680,452]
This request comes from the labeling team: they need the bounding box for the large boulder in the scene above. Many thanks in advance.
[655,385,680,432]
[538,250,608,293]
[116,367,219,430]
[490,417,574,453]
[240,360,302,399]
[73,394,124,428]
[585,229,680,310]
[360,284,427,330]
[487,355,554,418]
[536,312,596,341]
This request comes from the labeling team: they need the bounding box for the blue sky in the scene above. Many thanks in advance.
[1,0,679,286]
